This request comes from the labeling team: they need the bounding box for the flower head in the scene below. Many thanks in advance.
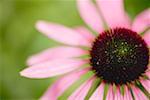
[20,0,150,100]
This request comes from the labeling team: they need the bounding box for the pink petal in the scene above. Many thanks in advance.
[132,85,148,100]
[145,69,150,79]
[106,85,114,100]
[143,30,150,47]
[41,68,90,100]
[141,80,150,93]
[68,76,95,100]
[74,26,95,44]
[114,87,123,100]
[123,86,132,100]
[89,83,104,100]
[77,0,104,33]
[36,21,90,46]
[132,9,150,33]
[27,46,87,65]
[96,0,131,28]
[20,59,86,78]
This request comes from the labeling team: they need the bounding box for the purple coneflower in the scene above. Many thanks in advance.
[20,0,150,100]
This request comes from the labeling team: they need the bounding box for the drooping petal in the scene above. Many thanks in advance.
[123,86,133,100]
[77,0,104,32]
[36,21,90,46]
[89,83,104,100]
[27,46,87,65]
[132,85,148,100]
[20,59,86,78]
[141,80,150,94]
[96,0,131,28]
[68,76,95,100]
[106,85,114,100]
[143,30,150,47]
[40,68,90,100]
[74,26,95,43]
[114,87,123,100]
[132,9,150,33]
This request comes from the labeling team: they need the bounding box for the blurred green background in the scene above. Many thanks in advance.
[1,0,149,99]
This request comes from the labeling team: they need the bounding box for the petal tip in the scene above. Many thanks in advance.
[35,20,47,30]
[20,70,28,77]
[20,68,34,78]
